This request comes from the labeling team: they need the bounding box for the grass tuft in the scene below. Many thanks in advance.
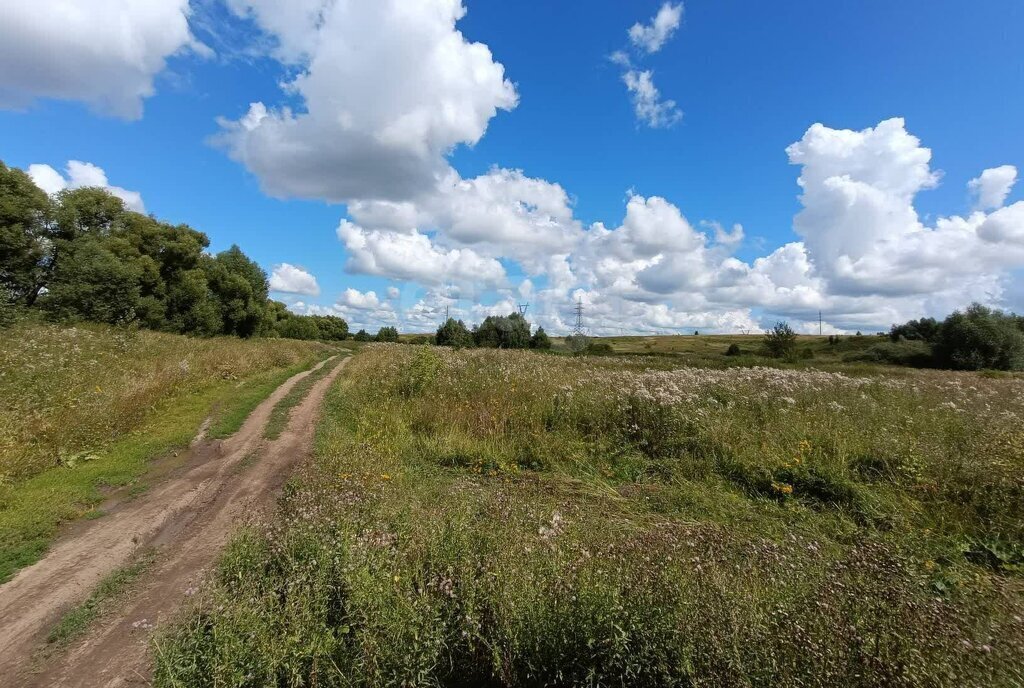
[263,355,346,441]
[47,549,157,647]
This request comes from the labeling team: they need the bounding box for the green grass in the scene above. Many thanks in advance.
[46,549,157,647]
[263,355,346,441]
[0,324,335,583]
[155,346,1024,686]
[208,360,325,440]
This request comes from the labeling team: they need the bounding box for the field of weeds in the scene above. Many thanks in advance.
[0,323,333,579]
[157,345,1024,686]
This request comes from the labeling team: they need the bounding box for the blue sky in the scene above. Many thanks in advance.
[2,0,1023,334]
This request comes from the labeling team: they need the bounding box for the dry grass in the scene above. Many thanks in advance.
[0,323,331,483]
[0,323,333,581]
[156,345,1024,686]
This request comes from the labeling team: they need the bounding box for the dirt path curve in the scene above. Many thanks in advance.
[0,355,348,687]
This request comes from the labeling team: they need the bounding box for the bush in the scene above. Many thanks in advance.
[843,340,934,367]
[724,343,742,357]
[890,317,940,343]
[584,341,614,356]
[309,315,348,341]
[932,304,1024,371]
[762,322,797,359]
[375,326,399,343]
[353,329,372,342]
[278,316,322,341]
[435,318,473,348]
[530,326,552,350]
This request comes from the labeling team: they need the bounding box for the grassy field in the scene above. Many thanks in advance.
[0,323,334,581]
[156,344,1024,686]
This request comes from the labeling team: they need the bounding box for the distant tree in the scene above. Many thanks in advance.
[310,315,349,341]
[436,318,473,348]
[585,340,614,356]
[505,313,532,348]
[530,326,552,350]
[474,313,531,349]
[278,316,321,341]
[473,317,500,348]
[763,322,798,359]
[932,303,1024,371]
[694,330,699,336]
[353,329,372,342]
[376,325,399,342]
[890,317,940,343]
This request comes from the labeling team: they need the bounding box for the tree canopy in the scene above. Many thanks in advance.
[0,160,347,340]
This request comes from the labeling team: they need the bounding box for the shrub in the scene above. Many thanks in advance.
[843,340,933,367]
[353,329,372,342]
[932,303,1024,371]
[277,316,321,341]
[585,341,614,356]
[530,326,552,350]
[762,322,797,359]
[724,343,742,356]
[309,315,348,341]
[435,318,473,348]
[890,317,940,343]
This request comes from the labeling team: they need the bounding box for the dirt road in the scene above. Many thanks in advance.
[0,355,347,687]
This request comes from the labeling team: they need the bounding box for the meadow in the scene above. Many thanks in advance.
[155,344,1024,686]
[0,323,333,581]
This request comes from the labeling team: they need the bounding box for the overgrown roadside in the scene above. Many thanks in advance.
[0,324,334,583]
[0,355,348,686]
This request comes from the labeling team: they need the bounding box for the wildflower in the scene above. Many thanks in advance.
[772,481,794,495]
[380,473,391,481]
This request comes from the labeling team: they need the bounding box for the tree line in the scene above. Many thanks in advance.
[435,313,552,350]
[0,160,347,340]
[759,304,1024,371]
[886,303,1024,371]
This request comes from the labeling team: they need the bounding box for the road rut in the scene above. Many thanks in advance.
[0,356,347,686]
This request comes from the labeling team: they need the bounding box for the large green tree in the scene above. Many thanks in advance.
[0,159,347,340]
[0,162,53,305]
[204,246,271,338]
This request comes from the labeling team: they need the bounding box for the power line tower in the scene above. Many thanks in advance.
[518,303,529,317]
[818,310,823,336]
[568,299,589,353]
[572,299,586,336]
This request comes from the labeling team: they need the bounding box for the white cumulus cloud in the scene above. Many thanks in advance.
[337,220,506,289]
[28,160,145,212]
[623,70,682,129]
[969,165,1017,211]
[215,0,518,203]
[0,0,207,119]
[629,3,683,54]
[269,263,320,296]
